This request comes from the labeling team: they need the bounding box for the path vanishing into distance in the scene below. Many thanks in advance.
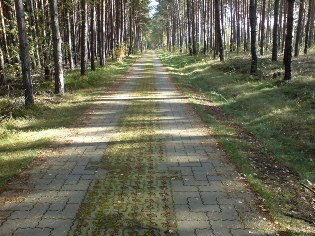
[0,54,276,236]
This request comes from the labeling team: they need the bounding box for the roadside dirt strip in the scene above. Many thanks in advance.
[0,54,276,236]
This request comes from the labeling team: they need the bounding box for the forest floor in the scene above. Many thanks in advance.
[159,50,315,235]
[0,53,280,235]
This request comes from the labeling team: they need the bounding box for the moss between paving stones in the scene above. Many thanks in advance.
[72,56,178,236]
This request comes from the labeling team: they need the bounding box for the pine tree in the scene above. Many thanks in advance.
[50,0,65,95]
[14,0,34,106]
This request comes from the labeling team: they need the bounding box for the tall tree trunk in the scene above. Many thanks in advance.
[260,0,266,55]
[249,0,258,73]
[0,0,9,60]
[81,0,88,76]
[14,0,34,106]
[191,0,197,54]
[0,46,4,85]
[282,0,288,51]
[284,0,295,81]
[67,10,74,70]
[187,0,192,55]
[272,0,280,61]
[214,0,224,61]
[236,0,241,53]
[50,0,65,95]
[90,0,96,71]
[101,0,106,65]
[304,0,313,54]
[294,0,305,57]
[309,1,315,47]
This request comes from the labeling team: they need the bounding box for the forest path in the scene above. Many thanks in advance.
[0,53,275,236]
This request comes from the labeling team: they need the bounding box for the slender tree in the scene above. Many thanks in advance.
[90,0,96,71]
[0,46,4,85]
[50,0,65,95]
[304,0,313,54]
[294,0,305,57]
[214,0,224,61]
[81,0,88,76]
[272,0,280,61]
[284,0,295,81]
[249,0,258,73]
[260,0,266,55]
[14,0,34,106]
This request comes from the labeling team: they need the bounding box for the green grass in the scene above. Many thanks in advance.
[158,50,315,233]
[0,56,140,190]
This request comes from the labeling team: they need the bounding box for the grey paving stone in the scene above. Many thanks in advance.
[38,219,73,236]
[177,221,211,236]
[209,220,233,236]
[231,228,255,236]
[168,166,194,176]
[10,203,50,220]
[2,202,34,211]
[200,192,228,205]
[13,227,51,236]
[188,197,220,213]
[61,180,91,191]
[43,204,80,219]
[208,205,240,221]
[173,191,200,205]
[196,228,215,236]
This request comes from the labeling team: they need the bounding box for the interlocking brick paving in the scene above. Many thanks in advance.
[0,54,276,236]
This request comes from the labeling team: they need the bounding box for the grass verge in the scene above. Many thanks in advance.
[158,51,315,235]
[0,56,139,191]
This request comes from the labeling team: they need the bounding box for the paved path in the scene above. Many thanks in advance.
[0,54,275,235]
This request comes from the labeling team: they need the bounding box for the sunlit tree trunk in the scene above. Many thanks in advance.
[50,0,64,95]
[14,0,34,106]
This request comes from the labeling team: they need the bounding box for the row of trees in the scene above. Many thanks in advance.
[152,0,315,79]
[0,0,150,106]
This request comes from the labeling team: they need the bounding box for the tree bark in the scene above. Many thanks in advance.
[81,0,88,76]
[272,0,280,61]
[0,46,4,85]
[90,0,96,71]
[214,0,224,61]
[294,0,305,57]
[260,0,266,55]
[304,0,313,54]
[50,0,65,95]
[283,0,295,81]
[67,10,74,70]
[249,0,258,74]
[14,0,34,106]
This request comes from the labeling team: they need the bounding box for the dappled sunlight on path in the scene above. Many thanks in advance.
[0,53,276,236]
